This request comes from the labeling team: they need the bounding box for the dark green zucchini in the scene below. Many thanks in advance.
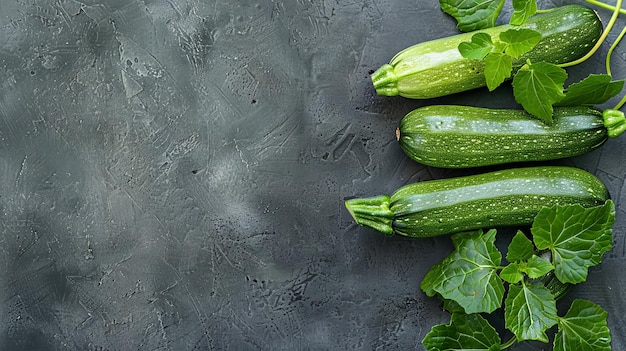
[534,270,572,301]
[397,105,626,168]
[372,5,603,99]
[345,166,609,238]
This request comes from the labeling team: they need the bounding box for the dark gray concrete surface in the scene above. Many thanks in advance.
[1,0,625,350]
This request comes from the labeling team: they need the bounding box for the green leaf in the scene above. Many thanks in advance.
[521,255,553,279]
[442,296,466,314]
[512,61,568,122]
[439,0,506,32]
[505,280,558,342]
[484,53,512,91]
[458,33,495,60]
[500,263,524,284]
[557,74,625,106]
[506,230,534,262]
[421,259,444,297]
[510,0,537,26]
[422,313,502,351]
[532,201,615,284]
[554,299,611,351]
[499,28,542,58]
[420,229,504,314]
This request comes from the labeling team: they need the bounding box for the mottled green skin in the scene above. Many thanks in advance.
[345,167,609,238]
[371,5,603,99]
[398,105,606,168]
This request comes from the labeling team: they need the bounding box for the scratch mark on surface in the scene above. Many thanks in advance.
[166,132,199,160]
[276,123,299,153]
[248,114,299,160]
[115,34,182,91]
[98,253,134,286]
[15,155,28,192]
[233,139,251,170]
[121,69,143,98]
[15,229,40,259]
[207,81,244,118]
[161,258,213,349]
[214,240,238,270]
[0,100,20,139]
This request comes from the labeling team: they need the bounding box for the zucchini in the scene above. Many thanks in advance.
[345,166,609,238]
[397,105,626,168]
[533,266,572,301]
[372,5,603,99]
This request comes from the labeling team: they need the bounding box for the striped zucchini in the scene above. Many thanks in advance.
[345,166,609,238]
[372,5,603,99]
[533,267,572,301]
[397,105,626,168]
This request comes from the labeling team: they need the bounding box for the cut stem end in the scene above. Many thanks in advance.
[371,64,400,97]
[345,195,394,235]
[603,109,626,138]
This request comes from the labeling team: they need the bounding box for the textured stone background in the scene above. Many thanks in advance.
[1,0,625,350]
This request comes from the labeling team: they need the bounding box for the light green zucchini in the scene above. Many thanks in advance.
[372,5,603,99]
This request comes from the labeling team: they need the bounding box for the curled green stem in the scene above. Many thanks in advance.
[607,23,626,75]
[501,336,517,349]
[560,0,623,68]
[586,0,626,15]
[615,94,626,110]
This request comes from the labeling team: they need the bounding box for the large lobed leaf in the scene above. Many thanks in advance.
[421,229,504,314]
[423,313,501,351]
[458,33,495,60]
[500,28,541,58]
[557,74,625,107]
[512,61,567,123]
[531,201,615,284]
[554,299,611,351]
[439,0,505,32]
[505,280,558,342]
[510,0,537,25]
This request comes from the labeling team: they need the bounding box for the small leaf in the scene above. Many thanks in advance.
[510,0,537,26]
[532,201,615,284]
[499,28,542,58]
[513,61,568,122]
[484,52,512,91]
[500,263,524,284]
[522,255,554,279]
[420,229,504,314]
[439,0,506,32]
[506,230,534,262]
[505,280,558,342]
[459,33,495,60]
[557,74,625,106]
[554,299,611,351]
[423,313,502,351]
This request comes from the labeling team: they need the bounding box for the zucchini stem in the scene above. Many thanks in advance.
[602,109,626,137]
[345,195,395,235]
[371,64,400,97]
[560,0,623,68]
